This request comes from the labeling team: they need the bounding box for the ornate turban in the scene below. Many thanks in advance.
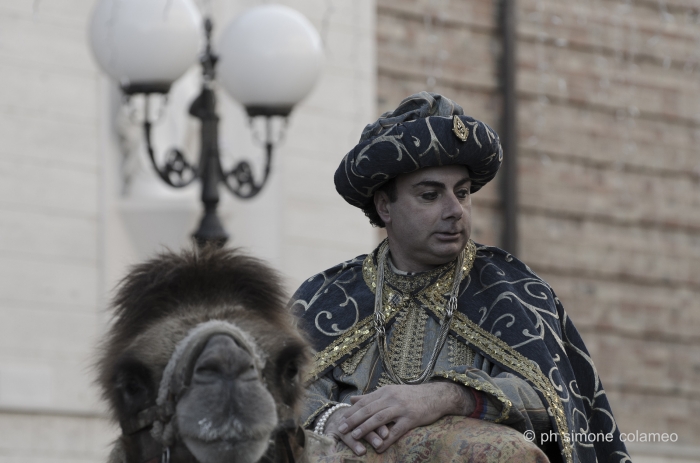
[334,92,503,208]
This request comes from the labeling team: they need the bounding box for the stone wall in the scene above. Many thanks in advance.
[376,0,700,460]
[0,0,376,461]
[0,1,115,461]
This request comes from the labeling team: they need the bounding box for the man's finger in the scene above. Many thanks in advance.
[338,431,367,456]
[363,430,384,450]
[374,419,409,453]
[349,407,395,441]
[339,399,389,435]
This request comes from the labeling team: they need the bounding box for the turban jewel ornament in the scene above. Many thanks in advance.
[334,92,504,209]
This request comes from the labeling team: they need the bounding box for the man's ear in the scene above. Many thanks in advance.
[374,190,392,225]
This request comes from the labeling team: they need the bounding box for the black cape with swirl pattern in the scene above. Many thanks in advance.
[290,242,631,463]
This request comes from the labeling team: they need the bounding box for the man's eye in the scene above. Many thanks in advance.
[456,189,470,199]
[421,192,438,200]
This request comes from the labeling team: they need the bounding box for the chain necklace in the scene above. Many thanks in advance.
[373,242,465,385]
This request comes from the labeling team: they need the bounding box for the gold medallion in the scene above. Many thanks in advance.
[453,115,468,141]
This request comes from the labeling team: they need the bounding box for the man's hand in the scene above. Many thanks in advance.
[323,406,390,456]
[325,381,475,455]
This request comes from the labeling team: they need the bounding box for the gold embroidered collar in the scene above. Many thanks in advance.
[363,240,476,296]
[384,254,457,296]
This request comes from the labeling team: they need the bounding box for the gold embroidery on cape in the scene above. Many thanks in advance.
[341,343,371,376]
[388,303,429,382]
[435,370,511,423]
[377,374,391,388]
[390,304,428,379]
[448,335,475,366]
[450,312,573,463]
[306,316,376,382]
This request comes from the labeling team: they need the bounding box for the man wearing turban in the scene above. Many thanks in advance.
[290,93,630,463]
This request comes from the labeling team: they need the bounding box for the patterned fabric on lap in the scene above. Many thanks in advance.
[305,415,549,463]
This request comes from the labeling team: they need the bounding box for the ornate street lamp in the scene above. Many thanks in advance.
[89,0,323,246]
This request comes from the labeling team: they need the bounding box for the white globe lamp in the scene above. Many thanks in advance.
[217,5,324,116]
[89,0,202,93]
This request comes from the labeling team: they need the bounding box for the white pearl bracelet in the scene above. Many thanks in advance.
[313,402,351,435]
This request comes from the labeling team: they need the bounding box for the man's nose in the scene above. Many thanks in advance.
[442,193,464,219]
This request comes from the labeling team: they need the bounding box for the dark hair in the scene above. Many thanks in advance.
[362,179,397,228]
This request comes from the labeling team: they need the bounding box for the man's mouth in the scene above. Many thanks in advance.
[434,231,462,239]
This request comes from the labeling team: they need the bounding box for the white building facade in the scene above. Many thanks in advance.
[0,1,376,461]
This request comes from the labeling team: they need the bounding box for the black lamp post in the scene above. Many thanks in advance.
[89,0,323,247]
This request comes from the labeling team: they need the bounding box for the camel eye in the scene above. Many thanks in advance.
[124,378,145,396]
[283,361,299,381]
[113,358,154,416]
[275,344,303,384]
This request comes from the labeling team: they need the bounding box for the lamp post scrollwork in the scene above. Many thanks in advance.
[89,0,323,247]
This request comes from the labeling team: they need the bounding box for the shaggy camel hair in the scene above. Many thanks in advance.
[95,246,314,463]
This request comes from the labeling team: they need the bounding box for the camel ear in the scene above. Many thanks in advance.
[107,439,127,463]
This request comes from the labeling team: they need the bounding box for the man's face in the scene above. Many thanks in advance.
[375,165,472,272]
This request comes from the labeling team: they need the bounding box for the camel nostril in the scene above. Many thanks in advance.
[239,361,258,381]
[195,363,221,377]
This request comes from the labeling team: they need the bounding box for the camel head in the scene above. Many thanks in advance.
[96,247,311,463]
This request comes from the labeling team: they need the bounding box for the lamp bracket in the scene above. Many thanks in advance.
[220,114,288,199]
[143,118,198,188]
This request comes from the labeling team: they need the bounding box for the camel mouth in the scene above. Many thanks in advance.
[178,410,278,463]
[182,435,271,463]
[180,414,278,443]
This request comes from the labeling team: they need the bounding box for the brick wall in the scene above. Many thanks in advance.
[376,0,504,245]
[376,0,700,459]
